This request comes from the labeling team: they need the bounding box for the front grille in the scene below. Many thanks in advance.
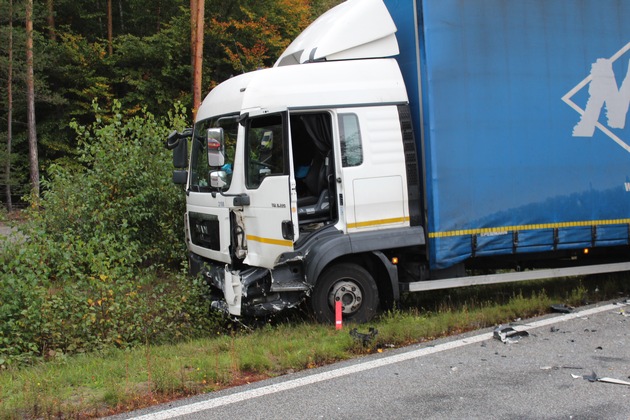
[189,212,220,251]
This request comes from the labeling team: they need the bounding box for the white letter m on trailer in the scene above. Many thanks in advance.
[573,58,630,137]
[562,42,630,153]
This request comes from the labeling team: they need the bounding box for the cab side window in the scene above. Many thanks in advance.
[245,114,286,189]
[338,113,363,167]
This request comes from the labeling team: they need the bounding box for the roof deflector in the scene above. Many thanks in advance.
[274,0,399,67]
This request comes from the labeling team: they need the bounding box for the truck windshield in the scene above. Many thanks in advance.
[190,115,239,192]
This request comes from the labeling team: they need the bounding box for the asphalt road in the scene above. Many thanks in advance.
[111,301,630,420]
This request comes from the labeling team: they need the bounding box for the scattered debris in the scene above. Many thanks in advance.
[541,366,583,371]
[350,327,378,346]
[600,377,630,386]
[584,371,599,382]
[571,371,630,386]
[375,343,394,353]
[493,325,530,344]
[550,326,560,333]
[550,304,574,313]
[613,298,629,316]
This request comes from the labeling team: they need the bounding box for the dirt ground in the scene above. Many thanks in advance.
[0,222,20,240]
[0,223,12,236]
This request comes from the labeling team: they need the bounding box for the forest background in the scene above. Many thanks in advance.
[0,0,341,368]
[0,0,340,206]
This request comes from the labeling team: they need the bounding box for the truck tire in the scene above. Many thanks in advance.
[310,263,379,324]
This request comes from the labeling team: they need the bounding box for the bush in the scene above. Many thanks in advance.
[0,238,216,365]
[0,102,220,367]
[39,100,187,267]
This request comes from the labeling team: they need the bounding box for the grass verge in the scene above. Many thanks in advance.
[1,273,628,418]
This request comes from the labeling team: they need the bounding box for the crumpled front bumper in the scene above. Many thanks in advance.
[191,256,244,316]
[218,268,243,316]
[191,253,308,317]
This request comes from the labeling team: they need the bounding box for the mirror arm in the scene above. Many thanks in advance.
[165,128,193,150]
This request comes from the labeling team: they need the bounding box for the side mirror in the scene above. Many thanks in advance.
[210,170,228,189]
[260,130,273,150]
[207,128,225,167]
[173,140,188,168]
[173,170,188,185]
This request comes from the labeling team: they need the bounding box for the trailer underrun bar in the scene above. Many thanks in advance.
[401,262,630,292]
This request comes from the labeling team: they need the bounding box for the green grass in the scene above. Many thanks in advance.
[1,273,628,418]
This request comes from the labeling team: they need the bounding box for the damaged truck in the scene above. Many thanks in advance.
[167,0,630,323]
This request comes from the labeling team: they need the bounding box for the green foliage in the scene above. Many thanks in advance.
[204,0,320,84]
[109,16,192,116]
[0,245,218,368]
[43,99,187,266]
[0,101,222,367]
[1,0,343,208]
[0,0,346,367]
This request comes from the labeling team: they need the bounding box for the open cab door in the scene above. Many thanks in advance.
[240,110,299,268]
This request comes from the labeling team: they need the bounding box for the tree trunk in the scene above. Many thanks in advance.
[107,0,113,55]
[26,0,39,199]
[192,0,204,118]
[190,0,198,109]
[5,0,14,211]
[190,0,197,68]
[47,0,56,40]
[119,0,125,33]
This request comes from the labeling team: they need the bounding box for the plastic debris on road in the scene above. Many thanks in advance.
[571,371,630,386]
[493,325,530,344]
[550,304,574,313]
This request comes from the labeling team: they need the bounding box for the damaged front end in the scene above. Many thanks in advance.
[191,253,310,317]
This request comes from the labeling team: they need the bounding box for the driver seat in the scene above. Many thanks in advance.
[297,154,330,223]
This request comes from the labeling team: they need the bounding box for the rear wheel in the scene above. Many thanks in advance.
[310,263,379,324]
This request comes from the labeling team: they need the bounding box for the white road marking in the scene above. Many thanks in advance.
[131,303,622,420]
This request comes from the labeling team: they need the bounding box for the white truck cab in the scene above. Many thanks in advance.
[169,0,424,322]
[169,0,630,322]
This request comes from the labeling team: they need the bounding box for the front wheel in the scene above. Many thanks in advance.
[310,263,379,324]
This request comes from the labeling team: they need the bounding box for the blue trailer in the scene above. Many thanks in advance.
[386,0,630,270]
[169,0,630,322]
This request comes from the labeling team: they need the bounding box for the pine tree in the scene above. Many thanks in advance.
[26,0,39,198]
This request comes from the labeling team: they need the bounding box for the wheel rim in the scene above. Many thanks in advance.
[327,280,363,314]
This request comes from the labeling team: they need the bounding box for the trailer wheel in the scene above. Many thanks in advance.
[310,263,379,324]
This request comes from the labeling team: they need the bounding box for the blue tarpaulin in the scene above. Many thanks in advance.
[385,0,630,269]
